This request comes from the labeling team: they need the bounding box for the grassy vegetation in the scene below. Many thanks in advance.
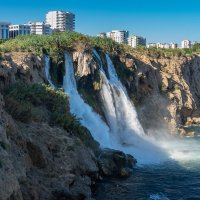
[0,32,122,58]
[1,32,200,60]
[3,83,100,152]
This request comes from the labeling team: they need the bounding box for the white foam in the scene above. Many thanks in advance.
[44,55,55,88]
[45,51,200,165]
[149,193,170,200]
[63,52,111,148]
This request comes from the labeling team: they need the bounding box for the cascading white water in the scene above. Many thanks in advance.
[102,54,145,139]
[63,52,111,147]
[44,55,55,88]
[92,50,167,164]
[45,51,200,166]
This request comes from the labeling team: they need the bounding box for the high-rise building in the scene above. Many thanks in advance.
[181,40,191,48]
[9,25,30,38]
[27,22,52,35]
[128,35,146,47]
[46,11,75,32]
[0,22,10,39]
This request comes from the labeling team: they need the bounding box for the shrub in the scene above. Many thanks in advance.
[3,83,100,152]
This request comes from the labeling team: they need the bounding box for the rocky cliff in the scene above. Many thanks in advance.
[0,52,99,200]
[70,49,200,135]
[1,45,200,199]
[0,51,136,200]
[117,53,200,135]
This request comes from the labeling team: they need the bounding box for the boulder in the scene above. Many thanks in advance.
[98,149,137,178]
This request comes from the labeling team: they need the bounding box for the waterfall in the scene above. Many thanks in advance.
[101,53,145,141]
[92,50,167,164]
[44,55,55,88]
[63,52,111,147]
[45,51,200,165]
[44,50,168,164]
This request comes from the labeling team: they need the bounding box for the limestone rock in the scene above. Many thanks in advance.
[0,52,44,90]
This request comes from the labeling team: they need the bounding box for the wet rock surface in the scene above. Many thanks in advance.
[98,149,137,178]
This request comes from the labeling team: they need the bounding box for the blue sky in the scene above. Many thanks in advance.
[1,0,200,44]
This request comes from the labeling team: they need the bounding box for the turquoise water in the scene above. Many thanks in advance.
[94,136,200,200]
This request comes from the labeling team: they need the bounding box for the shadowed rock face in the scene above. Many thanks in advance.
[0,94,23,200]
[0,103,99,200]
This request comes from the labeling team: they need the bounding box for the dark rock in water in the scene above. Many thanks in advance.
[97,149,137,178]
[52,189,76,200]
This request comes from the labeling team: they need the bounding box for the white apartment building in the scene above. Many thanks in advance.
[46,11,75,32]
[148,42,177,49]
[128,35,146,47]
[9,25,30,38]
[97,30,129,44]
[156,43,167,48]
[181,40,191,48]
[0,22,10,39]
[27,22,52,35]
[157,43,171,49]
[170,43,178,49]
[147,43,157,48]
[109,30,129,44]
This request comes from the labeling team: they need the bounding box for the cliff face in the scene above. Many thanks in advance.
[0,52,44,89]
[70,50,200,135]
[1,49,200,199]
[1,50,199,132]
[0,111,99,200]
[0,51,135,200]
[0,53,99,200]
[118,54,200,134]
